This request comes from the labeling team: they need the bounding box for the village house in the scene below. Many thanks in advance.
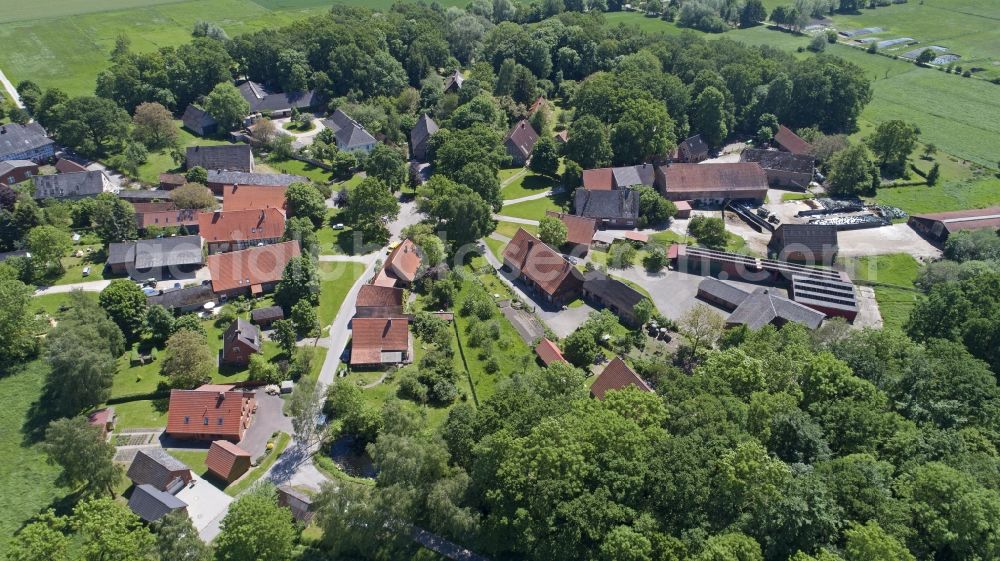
[502,228,584,306]
[355,284,405,318]
[590,357,653,400]
[504,120,539,166]
[581,270,647,327]
[697,277,825,331]
[409,113,439,161]
[165,388,256,442]
[907,207,1000,243]
[147,284,217,314]
[222,184,287,212]
[573,188,640,229]
[127,448,193,492]
[322,109,377,154]
[0,160,37,185]
[198,207,286,253]
[674,134,709,163]
[237,79,317,118]
[134,202,199,234]
[205,170,307,195]
[129,484,188,523]
[0,122,55,162]
[206,440,252,483]
[105,235,204,278]
[222,318,261,366]
[158,173,186,190]
[545,211,597,255]
[443,69,464,93]
[740,149,815,189]
[373,239,422,288]
[350,316,411,368]
[55,158,88,174]
[773,125,813,155]
[534,338,567,366]
[654,163,768,204]
[250,305,285,328]
[582,167,614,191]
[768,224,839,265]
[186,145,254,173]
[181,105,218,136]
[554,130,568,145]
[206,240,301,298]
[278,485,316,524]
[33,170,116,200]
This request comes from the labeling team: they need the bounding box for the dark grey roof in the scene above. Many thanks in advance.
[443,70,464,91]
[727,287,825,330]
[583,270,646,311]
[251,305,284,323]
[323,110,376,151]
[697,277,750,310]
[410,114,439,147]
[769,224,838,255]
[186,145,253,172]
[133,236,204,270]
[181,105,217,132]
[225,318,261,352]
[34,171,110,199]
[117,189,172,202]
[679,134,708,157]
[0,123,54,159]
[206,170,306,186]
[740,149,814,175]
[505,120,539,160]
[126,448,190,490]
[612,164,655,188]
[128,484,187,523]
[277,485,315,523]
[147,284,216,310]
[106,242,136,267]
[237,80,316,113]
[573,188,639,220]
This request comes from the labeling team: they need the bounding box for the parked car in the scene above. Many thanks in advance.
[82,266,91,277]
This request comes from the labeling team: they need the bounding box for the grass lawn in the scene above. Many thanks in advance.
[782,192,814,202]
[501,172,557,200]
[483,237,506,261]
[0,359,65,539]
[499,167,526,182]
[852,253,923,330]
[875,174,1000,215]
[494,220,537,239]
[268,157,338,184]
[498,194,566,222]
[170,449,209,477]
[111,397,170,428]
[225,432,291,496]
[318,261,367,325]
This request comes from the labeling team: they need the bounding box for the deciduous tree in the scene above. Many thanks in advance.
[170,182,216,210]
[161,329,215,388]
[43,417,122,497]
[203,82,250,132]
[539,215,567,247]
[27,225,71,274]
[100,279,148,339]
[215,485,297,561]
[132,102,178,149]
[285,182,327,227]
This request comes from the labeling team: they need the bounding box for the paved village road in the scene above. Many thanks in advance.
[492,214,540,226]
[0,69,23,107]
[34,280,112,295]
[502,190,552,206]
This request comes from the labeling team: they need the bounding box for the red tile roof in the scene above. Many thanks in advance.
[55,159,88,174]
[774,125,813,155]
[385,239,421,283]
[502,228,583,299]
[546,211,597,246]
[222,184,287,212]
[555,130,568,143]
[911,207,1000,235]
[207,240,300,294]
[660,163,768,197]
[198,208,286,245]
[206,440,251,480]
[165,389,255,440]
[356,284,404,308]
[350,317,409,365]
[624,231,648,243]
[535,338,567,365]
[590,357,652,400]
[138,208,199,229]
[582,168,614,190]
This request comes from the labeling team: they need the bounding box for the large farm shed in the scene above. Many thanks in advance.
[907,207,1000,242]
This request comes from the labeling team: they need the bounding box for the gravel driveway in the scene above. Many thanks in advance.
[239,392,292,459]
